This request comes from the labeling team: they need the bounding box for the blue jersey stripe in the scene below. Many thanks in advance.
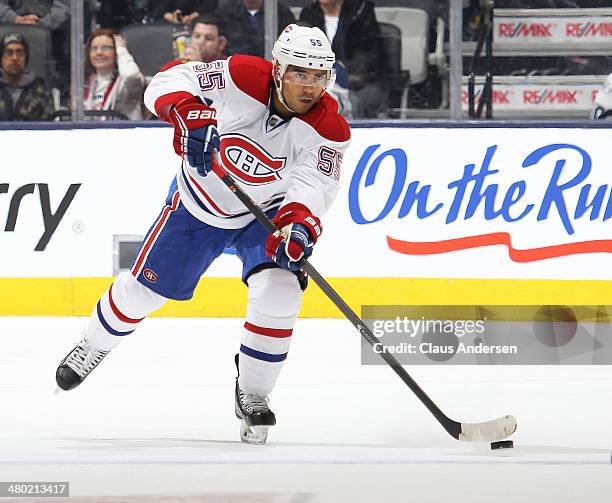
[181,163,284,220]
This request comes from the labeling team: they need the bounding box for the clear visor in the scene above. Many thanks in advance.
[282,68,334,89]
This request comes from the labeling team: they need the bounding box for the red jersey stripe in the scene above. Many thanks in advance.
[131,191,181,277]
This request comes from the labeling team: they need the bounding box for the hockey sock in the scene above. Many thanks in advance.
[86,271,167,351]
[239,268,302,396]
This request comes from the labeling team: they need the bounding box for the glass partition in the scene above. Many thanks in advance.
[72,0,453,121]
[461,0,612,120]
[2,1,608,122]
[274,0,452,119]
[0,0,71,121]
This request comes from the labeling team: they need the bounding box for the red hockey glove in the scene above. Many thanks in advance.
[170,96,220,176]
[265,203,322,271]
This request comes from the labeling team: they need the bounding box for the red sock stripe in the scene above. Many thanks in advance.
[108,283,144,324]
[244,322,293,338]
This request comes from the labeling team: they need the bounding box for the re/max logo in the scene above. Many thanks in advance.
[1,183,80,251]
[498,22,554,37]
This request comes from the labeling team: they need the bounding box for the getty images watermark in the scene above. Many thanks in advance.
[360,305,612,365]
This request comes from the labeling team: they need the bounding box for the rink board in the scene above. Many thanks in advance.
[1,122,612,316]
[2,277,612,317]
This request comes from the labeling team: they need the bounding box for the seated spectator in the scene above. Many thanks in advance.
[591,73,612,120]
[0,0,68,26]
[0,0,70,89]
[151,0,217,24]
[0,32,52,121]
[190,14,227,61]
[84,28,145,120]
[216,0,295,57]
[327,60,352,118]
[299,0,388,118]
[160,13,228,70]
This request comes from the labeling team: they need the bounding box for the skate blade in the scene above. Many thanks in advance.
[240,421,269,445]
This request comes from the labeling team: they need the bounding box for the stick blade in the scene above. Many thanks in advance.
[458,414,517,442]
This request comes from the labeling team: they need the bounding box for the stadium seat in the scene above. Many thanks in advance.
[372,0,442,22]
[375,8,429,85]
[0,24,54,84]
[121,23,175,78]
[278,0,306,18]
[378,22,408,116]
[279,0,310,8]
[375,7,430,116]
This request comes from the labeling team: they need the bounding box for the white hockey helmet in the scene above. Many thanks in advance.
[272,24,336,112]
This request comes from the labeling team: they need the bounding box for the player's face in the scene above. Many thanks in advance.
[89,35,116,74]
[1,42,27,78]
[281,65,329,114]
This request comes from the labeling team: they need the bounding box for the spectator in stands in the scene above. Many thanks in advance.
[84,28,145,120]
[591,73,612,120]
[151,0,217,24]
[0,0,71,87]
[216,0,294,57]
[299,0,388,118]
[0,0,68,28]
[327,61,352,118]
[0,32,52,120]
[190,14,227,61]
[160,14,227,71]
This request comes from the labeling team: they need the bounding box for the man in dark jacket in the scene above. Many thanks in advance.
[299,0,388,118]
[0,0,71,92]
[0,32,52,121]
[216,0,295,57]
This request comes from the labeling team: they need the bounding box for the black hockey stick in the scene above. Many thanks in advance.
[213,162,516,442]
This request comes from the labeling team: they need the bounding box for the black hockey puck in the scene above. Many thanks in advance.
[491,440,514,450]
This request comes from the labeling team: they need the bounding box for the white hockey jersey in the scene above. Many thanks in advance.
[144,55,351,229]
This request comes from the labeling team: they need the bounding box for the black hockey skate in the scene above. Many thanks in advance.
[55,337,110,391]
[234,354,276,445]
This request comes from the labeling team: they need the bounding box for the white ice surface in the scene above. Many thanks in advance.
[1,317,611,502]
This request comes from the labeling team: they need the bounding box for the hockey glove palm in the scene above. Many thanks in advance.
[265,203,322,272]
[170,96,220,176]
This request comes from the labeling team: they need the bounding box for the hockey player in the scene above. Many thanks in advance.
[591,73,612,120]
[55,24,350,445]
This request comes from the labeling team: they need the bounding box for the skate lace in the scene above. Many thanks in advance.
[240,392,270,414]
[65,338,109,378]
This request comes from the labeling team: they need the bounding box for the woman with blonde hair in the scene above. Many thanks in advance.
[84,28,145,120]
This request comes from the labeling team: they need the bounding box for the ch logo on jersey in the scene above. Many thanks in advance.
[220,134,287,185]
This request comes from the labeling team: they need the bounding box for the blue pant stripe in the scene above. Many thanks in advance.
[96,302,135,337]
[240,344,287,363]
